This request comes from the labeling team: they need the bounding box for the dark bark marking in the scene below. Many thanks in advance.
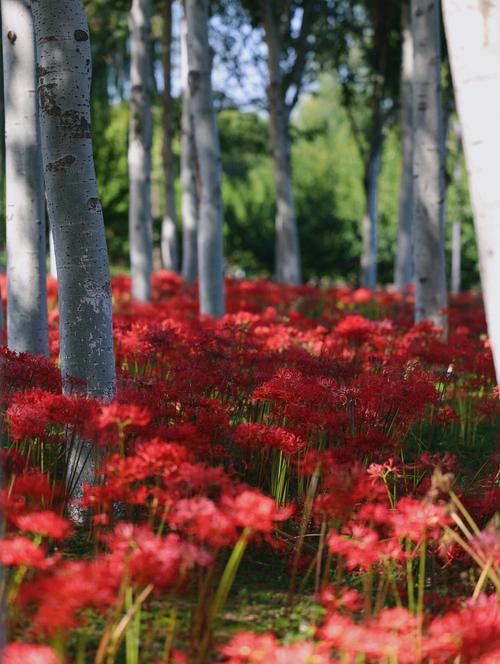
[39,84,62,116]
[7,31,16,45]
[59,110,91,139]
[87,197,102,213]
[36,65,48,78]
[74,30,89,42]
[188,71,201,97]
[40,35,57,43]
[47,155,76,172]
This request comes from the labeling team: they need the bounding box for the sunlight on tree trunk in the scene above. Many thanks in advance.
[129,0,153,301]
[32,0,116,510]
[161,0,178,273]
[412,0,447,331]
[186,0,225,317]
[2,0,48,357]
[361,143,382,289]
[394,0,414,291]
[442,0,500,380]
[263,3,301,286]
[180,9,198,284]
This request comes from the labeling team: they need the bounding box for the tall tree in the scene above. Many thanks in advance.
[32,0,116,498]
[161,0,178,272]
[442,0,500,378]
[394,0,414,290]
[180,5,198,283]
[2,0,48,356]
[129,0,153,301]
[411,0,447,329]
[185,0,225,317]
[332,1,401,289]
[262,1,303,284]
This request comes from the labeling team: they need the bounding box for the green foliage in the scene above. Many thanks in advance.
[89,70,479,286]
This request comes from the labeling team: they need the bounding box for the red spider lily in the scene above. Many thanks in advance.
[0,536,55,569]
[425,594,500,662]
[233,422,305,455]
[11,511,71,540]
[391,497,451,542]
[4,642,59,664]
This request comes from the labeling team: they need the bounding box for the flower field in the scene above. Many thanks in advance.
[1,273,499,663]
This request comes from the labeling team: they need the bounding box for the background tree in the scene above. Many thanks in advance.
[412,0,447,329]
[238,0,323,285]
[129,0,154,301]
[442,0,500,379]
[32,0,116,498]
[394,0,413,290]
[180,2,198,283]
[321,0,401,288]
[2,0,48,356]
[186,0,225,317]
[161,0,178,272]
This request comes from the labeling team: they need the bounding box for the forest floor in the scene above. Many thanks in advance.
[2,272,499,663]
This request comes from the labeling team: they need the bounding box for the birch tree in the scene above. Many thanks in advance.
[442,0,500,379]
[185,0,224,317]
[180,7,198,284]
[32,0,116,500]
[262,1,302,285]
[2,0,48,357]
[394,0,414,290]
[412,0,447,329]
[129,0,153,301]
[161,0,178,272]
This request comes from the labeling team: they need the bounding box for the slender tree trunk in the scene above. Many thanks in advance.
[263,3,301,285]
[0,12,4,337]
[2,0,48,357]
[360,141,382,289]
[180,9,198,283]
[451,219,461,295]
[129,0,153,301]
[394,0,414,290]
[161,0,178,272]
[32,0,116,505]
[185,0,224,317]
[442,0,500,379]
[411,0,447,329]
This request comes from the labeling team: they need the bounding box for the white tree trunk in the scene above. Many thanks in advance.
[180,10,198,284]
[2,0,48,357]
[442,0,500,379]
[451,219,461,295]
[263,4,301,285]
[32,0,116,506]
[360,145,381,289]
[129,0,153,301]
[161,0,178,272]
[412,0,447,329]
[185,0,224,317]
[394,0,414,290]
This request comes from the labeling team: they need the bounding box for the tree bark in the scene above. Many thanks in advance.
[394,0,414,290]
[442,0,500,379]
[180,9,198,284]
[2,0,48,357]
[360,141,382,289]
[129,0,153,301]
[161,0,178,272]
[411,0,447,330]
[32,0,116,505]
[185,0,224,317]
[263,3,301,285]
